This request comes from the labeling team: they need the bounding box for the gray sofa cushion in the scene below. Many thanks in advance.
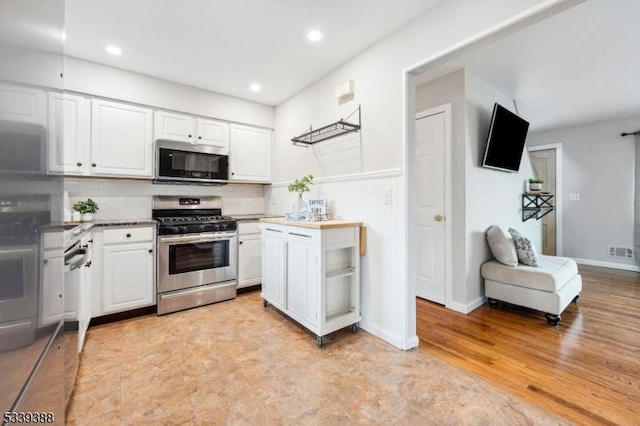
[480,255,579,292]
[485,225,518,267]
[508,227,538,266]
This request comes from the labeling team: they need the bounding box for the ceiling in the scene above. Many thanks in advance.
[65,0,442,106]
[416,0,640,132]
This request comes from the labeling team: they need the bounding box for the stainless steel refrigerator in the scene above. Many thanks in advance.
[0,1,67,424]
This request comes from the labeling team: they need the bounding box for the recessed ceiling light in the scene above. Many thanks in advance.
[250,83,262,92]
[307,30,323,43]
[106,45,122,56]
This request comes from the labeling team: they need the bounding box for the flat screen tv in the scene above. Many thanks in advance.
[482,103,530,173]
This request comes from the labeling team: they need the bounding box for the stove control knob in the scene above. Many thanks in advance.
[213,224,220,231]
[179,226,189,234]
[220,223,227,230]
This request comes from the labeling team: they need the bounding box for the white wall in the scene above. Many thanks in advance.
[64,57,275,129]
[527,114,639,270]
[464,71,541,305]
[270,0,570,349]
[414,69,541,311]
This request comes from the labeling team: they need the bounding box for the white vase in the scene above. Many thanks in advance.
[530,183,542,192]
[81,212,94,222]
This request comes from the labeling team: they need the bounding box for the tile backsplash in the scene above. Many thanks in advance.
[65,178,266,221]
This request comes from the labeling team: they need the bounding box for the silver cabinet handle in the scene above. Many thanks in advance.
[289,232,312,238]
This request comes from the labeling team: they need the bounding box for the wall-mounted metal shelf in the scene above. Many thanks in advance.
[292,105,361,146]
[522,193,554,221]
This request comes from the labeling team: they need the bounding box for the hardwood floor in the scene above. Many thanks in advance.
[417,265,640,426]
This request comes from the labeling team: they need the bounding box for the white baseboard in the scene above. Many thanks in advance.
[402,335,420,351]
[574,258,640,273]
[359,320,405,350]
[447,296,487,314]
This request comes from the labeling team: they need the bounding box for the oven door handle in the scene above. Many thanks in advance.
[159,234,236,245]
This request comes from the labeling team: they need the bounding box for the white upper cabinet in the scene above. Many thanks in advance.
[48,92,91,175]
[229,124,272,182]
[154,110,194,143]
[0,84,46,124]
[195,118,229,148]
[91,99,153,178]
[154,110,229,148]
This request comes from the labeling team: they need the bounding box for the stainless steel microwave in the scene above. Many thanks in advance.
[155,139,229,184]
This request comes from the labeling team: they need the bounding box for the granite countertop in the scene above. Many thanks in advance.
[259,217,363,229]
[92,219,156,227]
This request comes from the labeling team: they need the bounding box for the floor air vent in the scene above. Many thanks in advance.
[608,246,633,259]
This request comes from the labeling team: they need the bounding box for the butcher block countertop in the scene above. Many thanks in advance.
[259,217,363,229]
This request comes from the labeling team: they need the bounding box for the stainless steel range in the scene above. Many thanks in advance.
[153,196,237,315]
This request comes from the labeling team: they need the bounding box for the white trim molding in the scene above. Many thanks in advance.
[448,296,487,314]
[270,168,403,188]
[574,258,640,273]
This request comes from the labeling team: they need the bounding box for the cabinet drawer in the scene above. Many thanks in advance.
[262,223,286,236]
[286,227,319,243]
[103,226,153,244]
[43,231,63,250]
[239,221,261,235]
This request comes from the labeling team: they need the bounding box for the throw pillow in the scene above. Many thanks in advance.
[485,225,518,267]
[508,227,539,266]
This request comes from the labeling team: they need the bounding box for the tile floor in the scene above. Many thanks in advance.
[67,291,566,425]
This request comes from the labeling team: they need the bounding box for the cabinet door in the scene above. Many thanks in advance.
[262,233,286,308]
[286,239,318,324]
[102,241,154,314]
[40,252,64,327]
[238,234,262,288]
[48,92,90,175]
[91,99,153,177]
[154,110,194,143]
[0,84,46,124]
[229,124,272,182]
[195,118,229,148]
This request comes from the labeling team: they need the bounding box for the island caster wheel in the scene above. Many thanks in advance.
[488,298,499,309]
[317,335,324,348]
[572,295,580,303]
[545,313,560,326]
[351,323,358,333]
[263,299,268,307]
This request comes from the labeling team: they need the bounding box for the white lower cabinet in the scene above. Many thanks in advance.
[261,220,361,347]
[40,232,64,327]
[237,221,262,288]
[101,226,155,314]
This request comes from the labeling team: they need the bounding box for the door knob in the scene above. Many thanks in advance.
[434,214,444,222]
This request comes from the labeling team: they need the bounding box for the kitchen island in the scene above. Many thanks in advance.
[260,218,362,347]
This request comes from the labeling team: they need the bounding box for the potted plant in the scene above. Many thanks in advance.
[72,198,99,222]
[288,174,314,214]
[528,178,544,192]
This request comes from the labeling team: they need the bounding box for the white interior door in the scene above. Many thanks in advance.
[530,149,557,255]
[415,111,446,304]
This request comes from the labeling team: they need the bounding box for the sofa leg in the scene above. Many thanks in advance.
[572,294,580,303]
[487,298,499,309]
[545,313,560,326]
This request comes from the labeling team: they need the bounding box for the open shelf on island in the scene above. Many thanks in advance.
[326,267,356,280]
